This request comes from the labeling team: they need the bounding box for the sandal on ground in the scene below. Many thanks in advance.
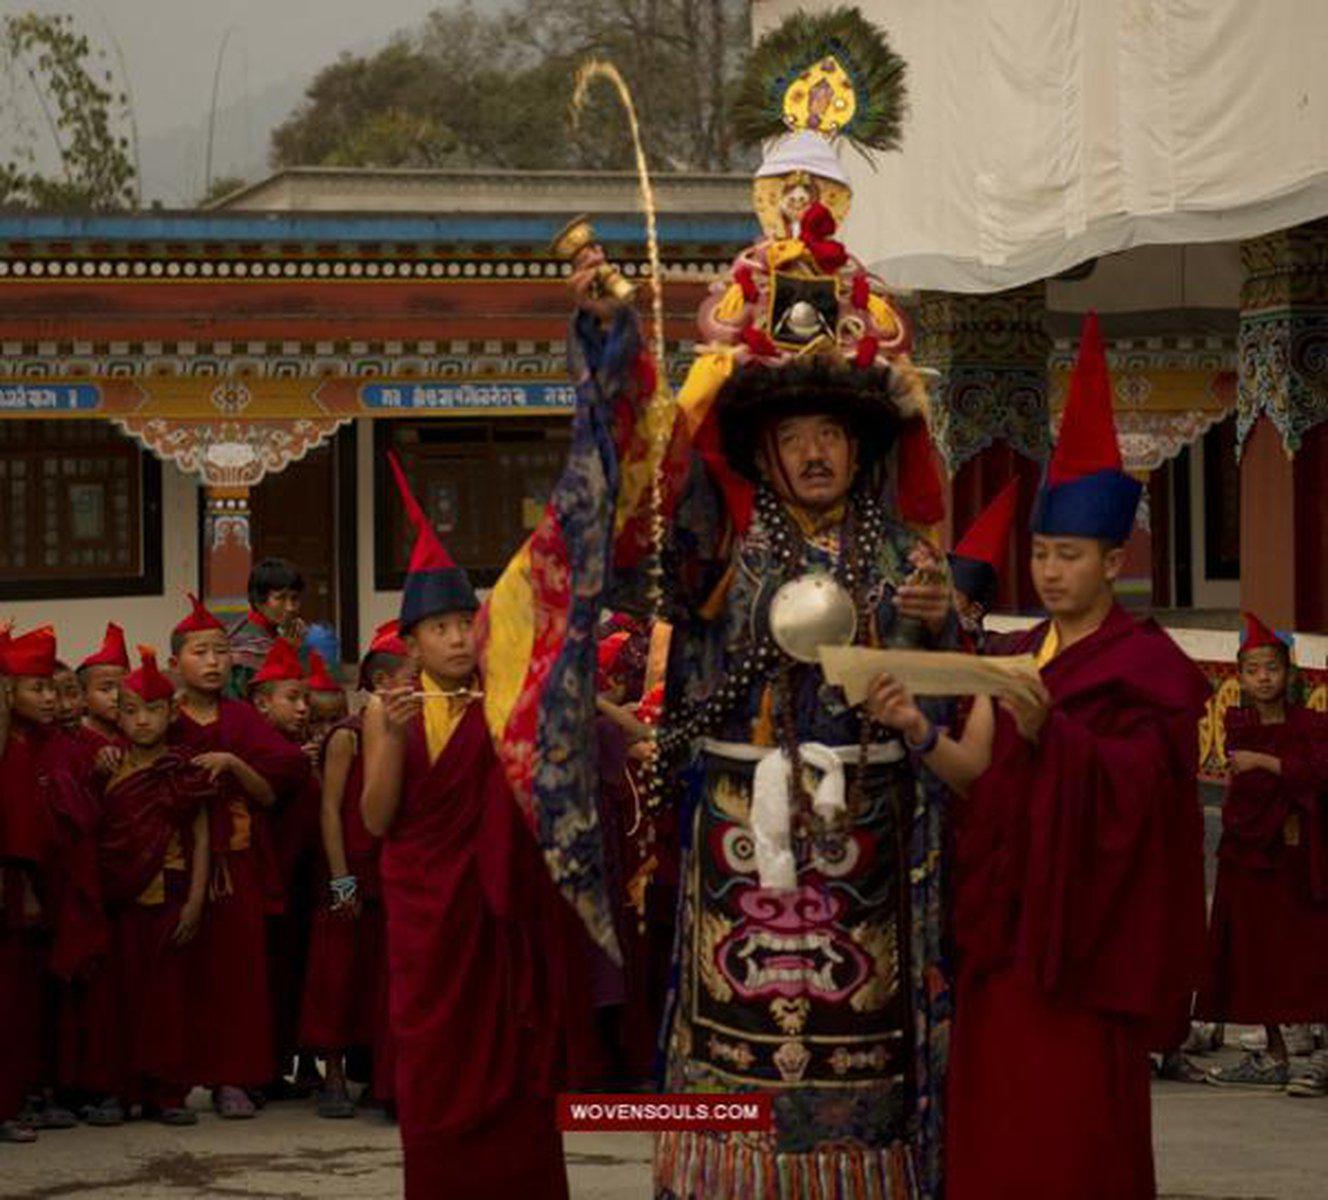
[0,1120,37,1143]
[1287,1050,1328,1098]
[20,1103,78,1129]
[82,1097,125,1127]
[212,1086,256,1119]
[1206,1051,1289,1090]
[315,1087,357,1119]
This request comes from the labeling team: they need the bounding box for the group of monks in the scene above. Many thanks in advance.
[0,575,411,1141]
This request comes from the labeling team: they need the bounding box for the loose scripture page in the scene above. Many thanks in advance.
[818,646,1041,705]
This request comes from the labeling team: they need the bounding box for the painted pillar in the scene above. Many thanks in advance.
[203,485,252,618]
[1237,222,1328,632]
[913,283,1050,611]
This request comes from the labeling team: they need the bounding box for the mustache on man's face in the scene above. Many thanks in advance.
[799,459,834,480]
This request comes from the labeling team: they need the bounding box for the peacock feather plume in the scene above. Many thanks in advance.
[733,6,908,156]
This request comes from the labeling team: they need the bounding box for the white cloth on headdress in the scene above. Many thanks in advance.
[756,130,850,186]
[750,742,846,890]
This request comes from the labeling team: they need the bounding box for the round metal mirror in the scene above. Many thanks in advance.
[768,573,858,663]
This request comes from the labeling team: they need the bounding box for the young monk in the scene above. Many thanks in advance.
[1199,613,1328,1089]
[0,627,52,1143]
[300,621,410,1119]
[867,314,1210,1200]
[52,660,85,735]
[169,594,310,1120]
[362,458,586,1199]
[948,478,1019,652]
[0,628,107,1133]
[249,638,321,1098]
[76,623,130,754]
[99,647,212,1124]
[305,651,348,746]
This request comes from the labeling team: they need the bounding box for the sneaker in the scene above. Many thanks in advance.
[81,1097,125,1127]
[1206,1051,1290,1090]
[0,1120,37,1143]
[315,1087,357,1119]
[19,1103,78,1129]
[1287,1050,1328,1098]
[1156,1052,1209,1083]
[1284,1024,1315,1056]
[212,1086,256,1119]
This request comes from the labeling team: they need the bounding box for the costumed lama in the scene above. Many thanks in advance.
[546,10,958,1197]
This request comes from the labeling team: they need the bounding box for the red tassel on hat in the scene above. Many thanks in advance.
[79,622,130,671]
[123,645,176,703]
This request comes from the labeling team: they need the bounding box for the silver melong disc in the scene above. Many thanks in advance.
[768,572,857,664]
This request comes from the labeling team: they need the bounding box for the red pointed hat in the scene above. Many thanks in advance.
[173,592,226,639]
[367,618,409,658]
[305,650,341,693]
[1239,611,1291,655]
[79,622,130,672]
[387,450,478,632]
[948,479,1018,607]
[124,645,176,703]
[250,637,304,688]
[4,626,57,678]
[1032,312,1141,542]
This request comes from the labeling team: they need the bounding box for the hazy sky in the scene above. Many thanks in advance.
[1,0,509,203]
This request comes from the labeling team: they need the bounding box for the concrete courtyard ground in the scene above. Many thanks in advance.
[1,1046,1324,1200]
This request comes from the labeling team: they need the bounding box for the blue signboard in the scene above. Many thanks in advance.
[0,383,101,412]
[360,381,576,411]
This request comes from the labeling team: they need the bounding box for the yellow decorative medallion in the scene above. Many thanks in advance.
[782,56,857,136]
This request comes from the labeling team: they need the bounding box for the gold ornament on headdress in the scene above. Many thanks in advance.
[781,56,858,135]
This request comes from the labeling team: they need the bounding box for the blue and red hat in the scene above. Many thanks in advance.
[1031,312,1141,543]
[948,478,1018,608]
[387,451,478,633]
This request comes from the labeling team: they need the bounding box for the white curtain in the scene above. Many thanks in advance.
[753,0,1328,292]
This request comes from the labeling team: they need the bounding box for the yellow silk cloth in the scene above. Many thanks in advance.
[1035,623,1061,670]
[422,669,473,765]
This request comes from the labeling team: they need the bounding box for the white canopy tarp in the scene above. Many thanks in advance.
[753,0,1328,292]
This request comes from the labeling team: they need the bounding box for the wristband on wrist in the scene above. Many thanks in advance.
[329,875,358,905]
[904,718,939,756]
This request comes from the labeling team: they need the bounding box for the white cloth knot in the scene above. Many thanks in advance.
[750,742,845,890]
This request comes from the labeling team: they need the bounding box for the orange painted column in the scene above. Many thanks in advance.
[1236,223,1328,634]
[203,485,252,618]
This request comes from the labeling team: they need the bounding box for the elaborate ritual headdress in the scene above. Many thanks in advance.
[686,5,942,525]
[387,451,478,633]
[1030,312,1141,543]
[79,622,130,672]
[948,479,1019,608]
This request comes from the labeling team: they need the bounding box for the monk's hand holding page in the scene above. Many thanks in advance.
[997,675,1052,742]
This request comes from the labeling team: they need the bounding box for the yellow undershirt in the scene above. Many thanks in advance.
[1035,622,1061,670]
[421,669,475,765]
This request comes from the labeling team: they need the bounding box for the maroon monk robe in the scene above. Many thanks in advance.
[266,755,321,1079]
[947,606,1210,1200]
[1198,704,1328,1023]
[172,699,310,1087]
[299,715,395,1099]
[0,728,56,1123]
[381,702,591,1200]
[99,751,214,1104]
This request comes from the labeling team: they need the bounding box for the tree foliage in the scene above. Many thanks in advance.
[0,12,137,212]
[272,0,752,174]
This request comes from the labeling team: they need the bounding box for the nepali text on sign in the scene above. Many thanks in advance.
[360,382,577,411]
[0,383,101,412]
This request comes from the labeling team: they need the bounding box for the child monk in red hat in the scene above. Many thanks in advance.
[99,646,213,1124]
[76,622,130,754]
[169,593,309,1119]
[1199,614,1328,1090]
